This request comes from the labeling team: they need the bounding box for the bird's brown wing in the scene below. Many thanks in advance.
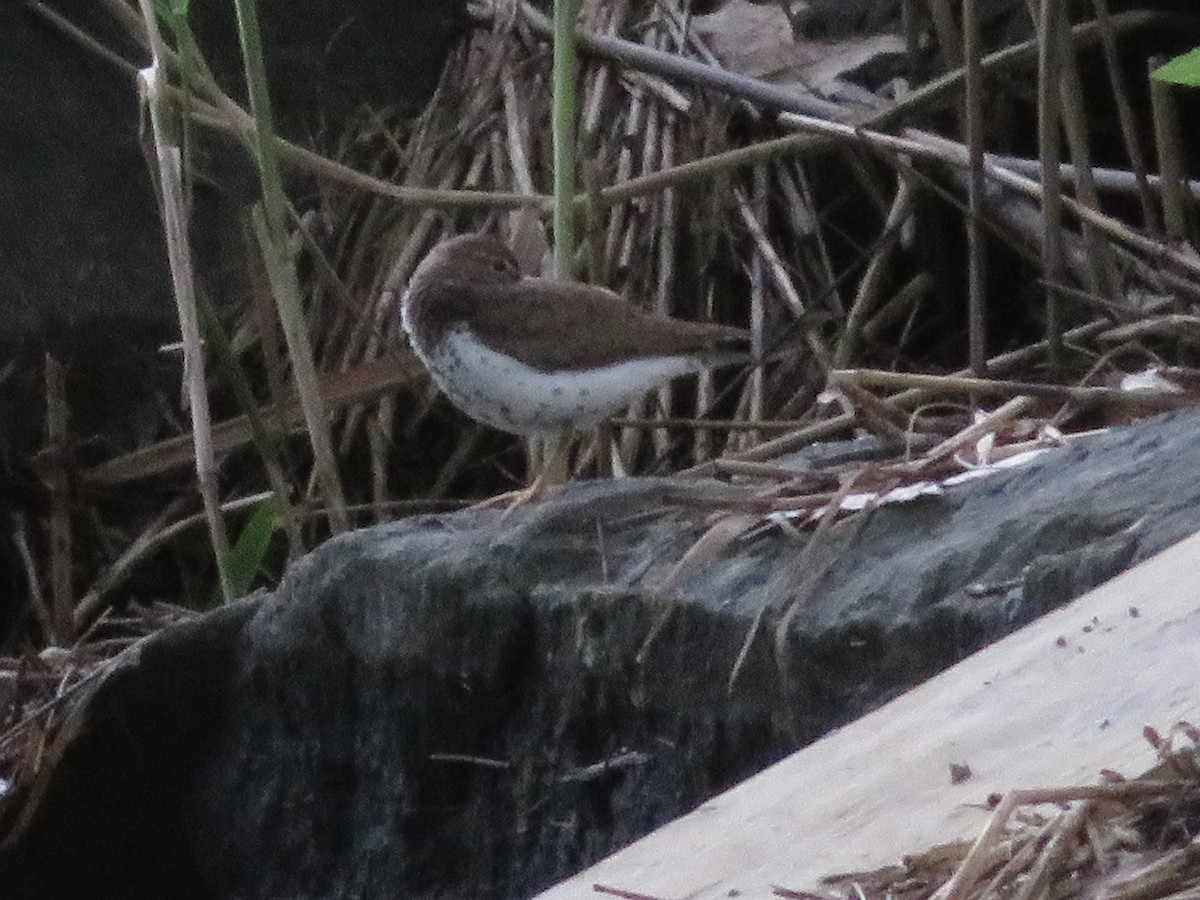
[466,278,750,372]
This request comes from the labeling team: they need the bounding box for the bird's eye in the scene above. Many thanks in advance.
[492,257,512,274]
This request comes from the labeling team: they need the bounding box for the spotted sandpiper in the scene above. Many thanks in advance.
[399,233,752,484]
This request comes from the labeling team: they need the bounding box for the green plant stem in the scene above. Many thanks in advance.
[231,0,349,532]
[197,296,305,560]
[552,0,579,277]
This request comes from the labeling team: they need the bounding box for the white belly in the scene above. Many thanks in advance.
[415,327,704,436]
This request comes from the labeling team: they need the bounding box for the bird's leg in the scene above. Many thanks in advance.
[594,423,614,477]
[537,428,573,487]
[509,429,571,504]
[474,429,574,511]
[514,429,573,504]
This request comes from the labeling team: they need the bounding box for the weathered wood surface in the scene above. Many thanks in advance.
[536,529,1200,900]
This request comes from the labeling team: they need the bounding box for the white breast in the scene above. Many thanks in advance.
[415,326,705,436]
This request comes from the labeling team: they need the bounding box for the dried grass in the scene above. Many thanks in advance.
[800,726,1200,900]
[9,1,1200,668]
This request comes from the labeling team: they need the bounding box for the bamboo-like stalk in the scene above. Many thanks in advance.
[603,62,648,274]
[1036,0,1068,376]
[653,105,679,459]
[247,216,291,423]
[1050,10,1117,301]
[580,0,621,138]
[687,412,858,469]
[231,0,348,533]
[610,417,820,433]
[1091,0,1159,233]
[503,74,538,196]
[778,163,841,314]
[549,9,1166,216]
[963,0,988,378]
[135,0,234,600]
[928,0,964,68]
[973,154,1200,200]
[741,168,768,451]
[523,2,850,122]
[1149,60,1189,241]
[696,284,718,461]
[834,380,910,442]
[734,191,814,330]
[834,368,1185,409]
[905,130,1200,283]
[551,0,580,277]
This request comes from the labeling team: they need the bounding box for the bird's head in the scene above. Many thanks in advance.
[408,233,521,291]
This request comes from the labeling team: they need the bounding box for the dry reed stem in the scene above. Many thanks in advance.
[1050,6,1119,304]
[136,9,233,598]
[835,368,1188,410]
[748,167,769,447]
[1149,63,1190,242]
[930,780,1184,900]
[72,498,189,630]
[1098,315,1200,344]
[653,103,679,458]
[914,396,1038,471]
[834,180,916,368]
[1010,802,1091,900]
[43,357,72,643]
[1091,0,1159,233]
[29,0,1200,625]
[929,0,963,69]
[518,2,850,121]
[865,272,933,345]
[12,513,51,642]
[551,10,1175,218]
[963,0,989,378]
[684,413,857,471]
[776,163,841,315]
[882,295,1170,412]
[80,356,425,487]
[734,188,812,327]
[735,174,766,453]
[833,380,910,442]
[976,154,1200,202]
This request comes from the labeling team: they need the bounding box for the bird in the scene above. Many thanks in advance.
[399,232,752,486]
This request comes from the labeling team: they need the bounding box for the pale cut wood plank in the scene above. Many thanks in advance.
[536,529,1200,900]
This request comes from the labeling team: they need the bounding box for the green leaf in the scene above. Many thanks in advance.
[1152,48,1200,87]
[221,496,281,600]
[150,0,187,30]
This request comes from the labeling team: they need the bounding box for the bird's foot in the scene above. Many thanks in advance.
[471,474,563,514]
